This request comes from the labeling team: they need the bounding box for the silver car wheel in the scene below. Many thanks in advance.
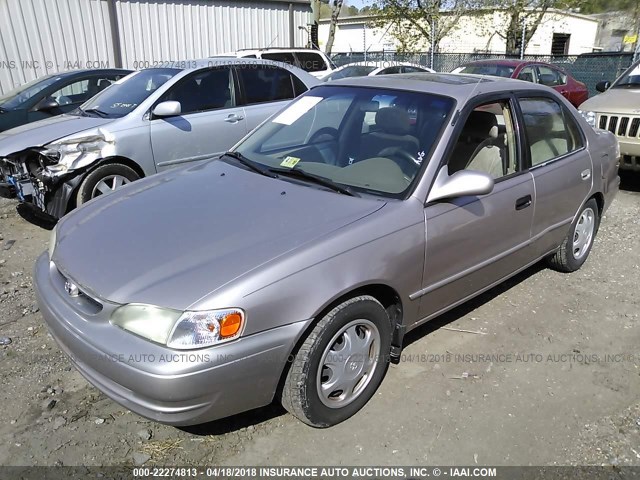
[91,175,131,198]
[572,207,595,260]
[316,319,381,409]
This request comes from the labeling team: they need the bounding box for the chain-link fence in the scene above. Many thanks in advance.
[331,52,636,97]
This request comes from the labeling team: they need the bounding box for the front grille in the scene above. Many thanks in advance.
[599,114,640,138]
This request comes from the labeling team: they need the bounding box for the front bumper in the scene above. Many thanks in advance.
[33,253,310,426]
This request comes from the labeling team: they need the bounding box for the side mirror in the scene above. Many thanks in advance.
[427,167,494,204]
[152,101,181,118]
[595,80,610,93]
[34,97,60,112]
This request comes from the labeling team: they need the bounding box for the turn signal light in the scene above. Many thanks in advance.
[220,312,243,338]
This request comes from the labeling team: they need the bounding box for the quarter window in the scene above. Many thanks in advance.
[237,66,297,104]
[520,97,583,167]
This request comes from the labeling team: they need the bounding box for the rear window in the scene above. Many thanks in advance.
[458,64,515,78]
[295,52,327,72]
[261,52,296,66]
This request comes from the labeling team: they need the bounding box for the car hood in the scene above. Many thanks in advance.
[53,160,385,310]
[0,114,112,157]
[579,88,640,113]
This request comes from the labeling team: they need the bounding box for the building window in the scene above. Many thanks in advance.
[551,33,571,56]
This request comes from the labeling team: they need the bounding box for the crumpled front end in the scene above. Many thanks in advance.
[0,130,116,219]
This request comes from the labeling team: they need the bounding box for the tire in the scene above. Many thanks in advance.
[76,163,140,206]
[280,295,392,427]
[547,198,599,273]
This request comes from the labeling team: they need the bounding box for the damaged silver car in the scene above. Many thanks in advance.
[0,58,318,219]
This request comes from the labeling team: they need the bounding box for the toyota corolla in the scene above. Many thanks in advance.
[35,73,620,428]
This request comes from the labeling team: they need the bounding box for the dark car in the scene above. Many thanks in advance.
[0,69,131,133]
[453,60,588,107]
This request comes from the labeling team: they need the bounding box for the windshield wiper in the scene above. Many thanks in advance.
[222,152,278,178]
[268,166,359,197]
[81,107,111,118]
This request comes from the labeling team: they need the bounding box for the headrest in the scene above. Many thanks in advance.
[375,107,411,135]
[462,111,498,140]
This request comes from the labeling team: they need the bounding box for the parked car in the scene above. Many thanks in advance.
[0,69,130,133]
[0,58,318,219]
[233,48,335,78]
[452,60,588,107]
[578,59,640,171]
[321,61,434,81]
[36,73,619,428]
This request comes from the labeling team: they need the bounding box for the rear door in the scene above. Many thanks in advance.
[150,66,248,171]
[517,94,592,258]
[235,65,309,132]
[419,96,536,320]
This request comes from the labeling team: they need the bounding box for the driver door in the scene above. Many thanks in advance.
[418,98,536,320]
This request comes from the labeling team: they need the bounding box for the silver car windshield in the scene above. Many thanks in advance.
[78,68,180,118]
[612,62,640,88]
[233,85,454,198]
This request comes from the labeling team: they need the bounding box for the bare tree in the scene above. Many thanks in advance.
[325,0,345,55]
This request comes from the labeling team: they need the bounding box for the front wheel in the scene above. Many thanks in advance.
[547,198,599,272]
[76,163,140,206]
[280,295,391,427]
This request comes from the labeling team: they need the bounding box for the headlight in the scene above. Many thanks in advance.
[579,110,596,128]
[48,225,57,259]
[111,304,245,349]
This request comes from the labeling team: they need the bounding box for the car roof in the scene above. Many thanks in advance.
[48,68,132,78]
[321,72,551,100]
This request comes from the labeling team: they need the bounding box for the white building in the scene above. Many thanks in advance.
[318,9,598,56]
[0,0,312,94]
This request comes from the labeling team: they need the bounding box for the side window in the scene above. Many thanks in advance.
[237,66,295,104]
[517,66,536,83]
[162,68,233,115]
[448,101,518,179]
[261,52,296,66]
[294,52,327,73]
[378,66,402,75]
[536,66,562,86]
[51,79,90,105]
[520,97,583,167]
[402,66,427,73]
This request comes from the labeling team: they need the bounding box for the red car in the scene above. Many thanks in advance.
[453,60,589,107]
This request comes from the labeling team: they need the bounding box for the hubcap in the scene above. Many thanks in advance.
[572,208,595,260]
[91,175,131,198]
[316,319,381,409]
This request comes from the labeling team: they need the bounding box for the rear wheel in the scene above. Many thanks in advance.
[280,295,391,427]
[76,163,140,206]
[547,198,599,272]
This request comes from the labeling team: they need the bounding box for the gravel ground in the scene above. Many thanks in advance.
[0,172,638,467]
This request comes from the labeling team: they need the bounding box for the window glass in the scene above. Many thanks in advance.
[517,66,536,83]
[295,52,327,72]
[520,97,583,167]
[323,66,376,81]
[378,66,402,75]
[261,52,296,66]
[0,74,59,109]
[403,66,428,73]
[457,64,515,78]
[448,101,518,179]
[162,68,233,114]
[233,86,454,198]
[536,66,562,86]
[237,66,295,104]
[51,80,89,105]
[80,68,179,117]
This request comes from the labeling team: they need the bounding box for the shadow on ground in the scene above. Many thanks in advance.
[620,170,640,193]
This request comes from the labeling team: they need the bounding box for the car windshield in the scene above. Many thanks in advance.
[612,62,640,88]
[0,74,60,110]
[232,85,455,198]
[456,64,515,78]
[323,66,377,81]
[77,68,179,117]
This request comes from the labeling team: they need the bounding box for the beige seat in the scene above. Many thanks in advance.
[449,111,499,173]
[465,126,504,178]
[359,107,419,160]
[527,113,568,166]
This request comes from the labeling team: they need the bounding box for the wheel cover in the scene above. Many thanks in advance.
[572,207,595,260]
[91,175,131,198]
[316,319,381,409]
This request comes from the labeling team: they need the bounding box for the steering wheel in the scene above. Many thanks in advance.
[308,127,339,144]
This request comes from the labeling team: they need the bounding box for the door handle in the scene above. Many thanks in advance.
[515,195,532,210]
[224,114,244,123]
[581,169,591,180]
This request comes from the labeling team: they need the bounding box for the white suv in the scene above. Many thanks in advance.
[234,48,334,78]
